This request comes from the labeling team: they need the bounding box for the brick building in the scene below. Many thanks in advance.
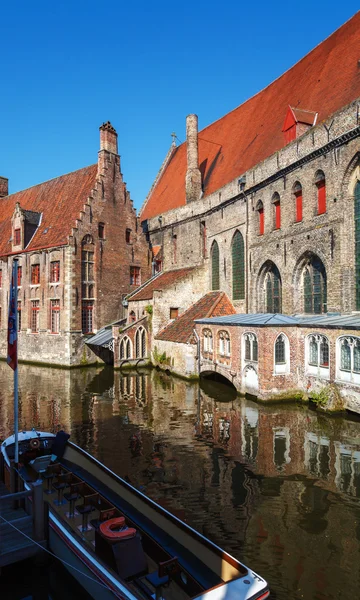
[125,13,360,410]
[0,122,151,366]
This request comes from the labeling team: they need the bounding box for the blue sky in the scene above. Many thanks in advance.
[1,2,358,211]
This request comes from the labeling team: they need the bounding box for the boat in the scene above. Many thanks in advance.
[1,430,269,600]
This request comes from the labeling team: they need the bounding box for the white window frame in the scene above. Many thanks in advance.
[336,336,360,385]
[243,332,258,363]
[273,333,290,375]
[305,333,330,379]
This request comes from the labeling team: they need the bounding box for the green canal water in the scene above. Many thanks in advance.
[1,362,360,600]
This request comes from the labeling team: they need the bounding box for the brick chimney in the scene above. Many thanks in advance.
[185,114,202,203]
[99,121,118,154]
[0,176,8,198]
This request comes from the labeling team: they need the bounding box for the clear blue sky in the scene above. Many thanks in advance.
[1,2,358,211]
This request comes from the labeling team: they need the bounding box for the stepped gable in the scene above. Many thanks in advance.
[0,164,98,256]
[140,12,360,221]
[129,267,196,301]
[155,291,236,344]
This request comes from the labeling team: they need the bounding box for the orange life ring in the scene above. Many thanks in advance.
[30,438,40,450]
[99,517,136,541]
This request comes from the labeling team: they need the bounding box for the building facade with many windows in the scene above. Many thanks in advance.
[0,122,150,366]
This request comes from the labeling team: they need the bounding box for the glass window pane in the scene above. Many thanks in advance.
[245,337,251,360]
[212,242,220,290]
[253,338,258,362]
[275,336,285,364]
[232,231,245,300]
[309,338,318,365]
[320,339,329,367]
[341,341,351,371]
[304,269,312,313]
[354,342,360,373]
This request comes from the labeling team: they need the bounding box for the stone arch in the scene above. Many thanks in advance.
[257,260,282,313]
[293,251,327,314]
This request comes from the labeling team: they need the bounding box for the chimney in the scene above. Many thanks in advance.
[185,114,202,203]
[99,121,118,154]
[0,176,8,198]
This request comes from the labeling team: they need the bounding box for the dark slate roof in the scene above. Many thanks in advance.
[23,209,42,226]
[195,313,360,330]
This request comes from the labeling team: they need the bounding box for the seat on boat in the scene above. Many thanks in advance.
[99,516,136,541]
[95,517,147,580]
[29,454,53,473]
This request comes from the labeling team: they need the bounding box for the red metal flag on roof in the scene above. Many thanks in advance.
[7,261,18,371]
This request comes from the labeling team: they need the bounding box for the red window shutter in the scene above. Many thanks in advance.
[275,202,281,229]
[296,193,303,222]
[317,181,326,214]
[259,208,264,235]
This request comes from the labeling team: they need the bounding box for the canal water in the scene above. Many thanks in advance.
[1,362,360,600]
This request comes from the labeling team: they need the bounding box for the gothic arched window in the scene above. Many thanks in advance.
[211,241,220,290]
[303,257,327,314]
[232,231,245,300]
[265,265,282,313]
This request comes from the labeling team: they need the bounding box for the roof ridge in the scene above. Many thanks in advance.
[206,291,224,317]
[2,164,97,199]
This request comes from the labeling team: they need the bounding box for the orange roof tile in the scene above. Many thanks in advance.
[0,165,98,257]
[128,267,196,301]
[155,292,235,343]
[140,12,360,221]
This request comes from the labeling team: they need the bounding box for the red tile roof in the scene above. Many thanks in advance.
[0,165,98,256]
[140,12,360,221]
[128,267,196,301]
[155,292,235,343]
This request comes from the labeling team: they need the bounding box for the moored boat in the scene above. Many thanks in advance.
[1,430,269,600]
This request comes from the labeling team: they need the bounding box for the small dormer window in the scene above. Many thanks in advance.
[14,229,21,246]
[282,106,317,145]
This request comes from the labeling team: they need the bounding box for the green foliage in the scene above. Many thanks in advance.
[309,388,329,407]
[153,345,170,365]
[145,305,153,315]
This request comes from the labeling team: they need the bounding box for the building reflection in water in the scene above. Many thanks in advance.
[1,363,360,599]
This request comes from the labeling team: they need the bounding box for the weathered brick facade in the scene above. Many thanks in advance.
[0,122,151,366]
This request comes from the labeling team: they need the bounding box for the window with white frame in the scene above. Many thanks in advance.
[244,333,258,362]
[274,333,290,374]
[306,334,330,378]
[203,329,213,353]
[337,336,360,384]
[218,331,230,357]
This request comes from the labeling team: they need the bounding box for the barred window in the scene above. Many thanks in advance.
[275,335,286,364]
[211,241,220,290]
[232,231,245,300]
[82,300,94,334]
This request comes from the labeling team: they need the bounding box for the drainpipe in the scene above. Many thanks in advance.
[193,327,201,378]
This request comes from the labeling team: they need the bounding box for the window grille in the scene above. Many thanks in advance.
[319,339,329,366]
[275,335,285,364]
[211,242,220,290]
[141,330,146,357]
[303,257,327,314]
[245,336,251,360]
[341,340,351,371]
[309,337,318,365]
[82,300,94,333]
[354,342,360,373]
[232,231,245,300]
[14,229,21,245]
[253,337,258,361]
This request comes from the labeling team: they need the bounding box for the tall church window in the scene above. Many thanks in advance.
[272,193,281,230]
[303,256,327,314]
[81,236,95,334]
[275,335,286,364]
[265,265,282,313]
[232,230,245,300]
[211,241,220,290]
[257,201,264,235]
[355,181,360,309]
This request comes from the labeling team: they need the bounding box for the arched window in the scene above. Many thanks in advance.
[218,331,230,357]
[244,333,258,362]
[307,334,329,368]
[275,335,285,364]
[337,336,360,384]
[303,256,327,314]
[256,201,264,235]
[315,171,326,215]
[120,336,132,360]
[265,265,282,313]
[129,310,136,323]
[355,181,360,310]
[232,231,245,300]
[81,235,95,333]
[203,329,213,353]
[272,193,281,230]
[211,241,220,290]
[135,327,146,358]
[293,181,302,222]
